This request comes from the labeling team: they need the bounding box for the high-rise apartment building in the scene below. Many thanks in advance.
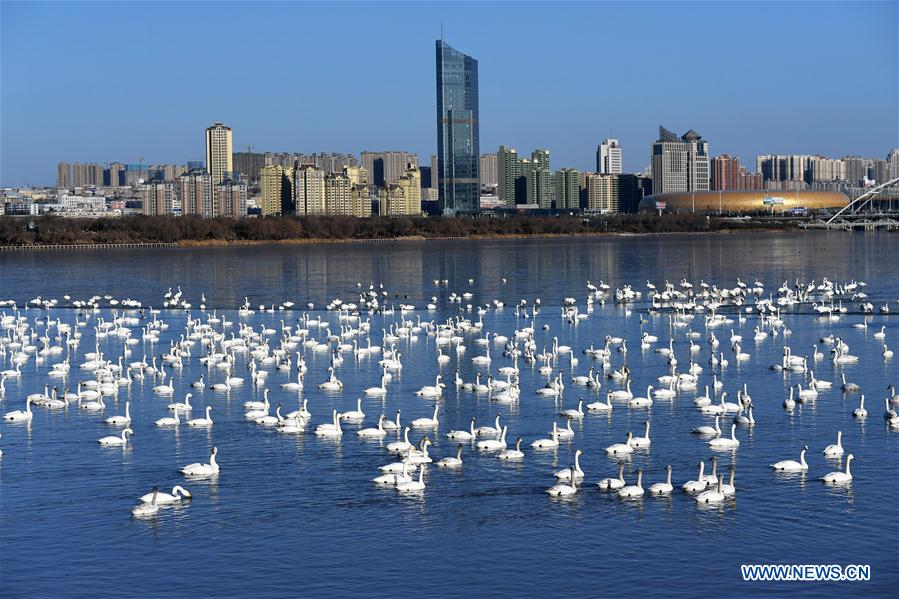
[343,165,370,187]
[711,155,740,191]
[651,126,709,193]
[324,172,353,216]
[360,151,418,187]
[436,40,479,214]
[179,171,215,217]
[808,157,846,182]
[105,163,125,187]
[124,164,149,186]
[479,153,498,190]
[526,149,552,208]
[140,181,176,215]
[872,159,890,184]
[57,162,71,188]
[887,149,899,179]
[215,179,248,218]
[205,122,233,185]
[841,157,870,185]
[554,168,580,210]
[597,139,622,174]
[756,155,812,183]
[711,155,762,190]
[260,165,293,216]
[294,164,327,215]
[497,147,551,206]
[583,173,620,213]
[71,162,104,187]
[381,166,422,216]
[497,146,519,205]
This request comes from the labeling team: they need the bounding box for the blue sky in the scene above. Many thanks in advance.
[1,1,896,186]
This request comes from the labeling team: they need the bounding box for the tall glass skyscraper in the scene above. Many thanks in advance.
[436,40,479,214]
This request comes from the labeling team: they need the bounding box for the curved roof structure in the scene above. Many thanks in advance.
[639,190,849,214]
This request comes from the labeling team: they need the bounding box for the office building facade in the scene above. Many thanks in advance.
[651,126,710,193]
[436,40,479,214]
[597,139,622,174]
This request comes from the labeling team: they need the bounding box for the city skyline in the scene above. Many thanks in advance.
[1,1,897,187]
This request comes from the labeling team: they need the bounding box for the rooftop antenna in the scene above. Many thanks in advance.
[440,22,444,41]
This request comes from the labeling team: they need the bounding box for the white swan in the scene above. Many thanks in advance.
[783,387,796,411]
[609,381,633,401]
[4,398,33,422]
[381,409,401,431]
[648,465,674,495]
[373,462,413,486]
[338,398,365,422]
[314,410,343,437]
[395,465,426,492]
[357,415,387,438]
[446,417,476,441]
[628,421,651,448]
[180,446,220,476]
[187,406,214,427]
[692,415,721,436]
[708,423,740,449]
[682,461,707,493]
[167,392,193,412]
[771,445,809,472]
[131,487,159,517]
[105,401,131,425]
[695,478,725,504]
[546,468,578,496]
[852,395,867,418]
[410,404,439,428]
[139,485,192,504]
[435,444,464,468]
[98,428,133,446]
[386,427,412,453]
[821,454,854,483]
[364,375,388,396]
[415,375,444,398]
[597,463,626,491]
[617,468,644,498]
[498,437,525,461]
[155,407,181,427]
[559,398,585,420]
[554,449,584,480]
[530,423,560,449]
[823,430,844,457]
[477,426,508,451]
[587,391,613,412]
[318,367,344,391]
[605,432,633,455]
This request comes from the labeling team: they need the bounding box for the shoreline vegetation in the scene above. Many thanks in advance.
[0,214,798,247]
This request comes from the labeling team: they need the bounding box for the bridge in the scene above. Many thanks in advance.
[806,177,899,229]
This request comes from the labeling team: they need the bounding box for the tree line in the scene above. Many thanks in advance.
[0,213,789,246]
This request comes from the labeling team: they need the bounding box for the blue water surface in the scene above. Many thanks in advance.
[1,232,897,598]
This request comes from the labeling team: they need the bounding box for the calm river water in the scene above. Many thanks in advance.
[1,232,897,598]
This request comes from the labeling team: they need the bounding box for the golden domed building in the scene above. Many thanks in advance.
[639,190,848,214]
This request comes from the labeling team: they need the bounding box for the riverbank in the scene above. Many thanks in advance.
[0,213,800,247]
